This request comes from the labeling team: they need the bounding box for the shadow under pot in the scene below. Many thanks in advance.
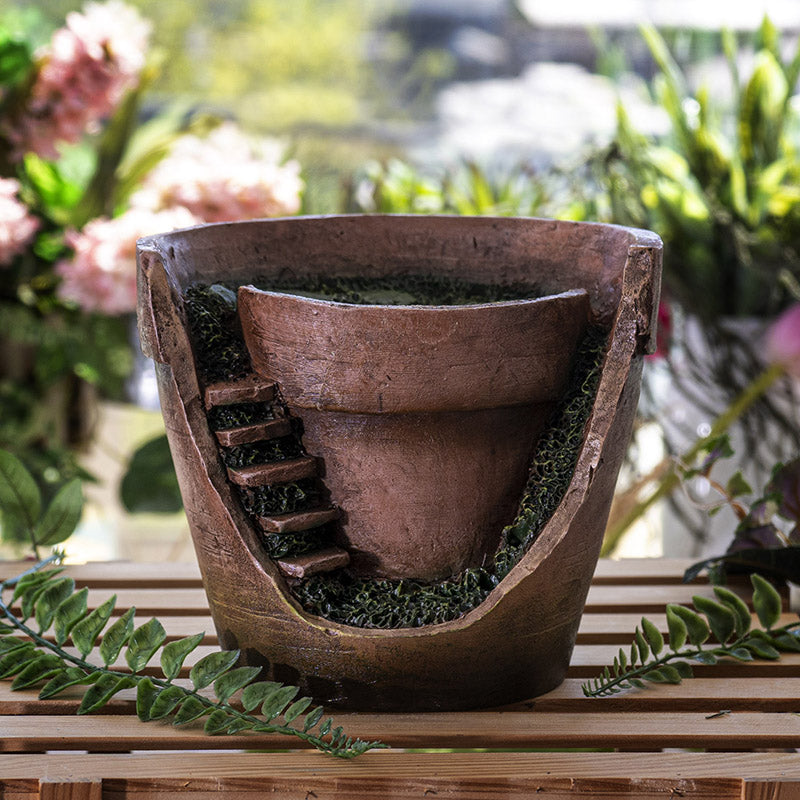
[136,214,662,711]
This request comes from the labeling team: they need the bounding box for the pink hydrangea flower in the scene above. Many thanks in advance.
[131,122,303,222]
[765,303,800,378]
[0,178,40,267]
[56,206,198,315]
[3,1,151,161]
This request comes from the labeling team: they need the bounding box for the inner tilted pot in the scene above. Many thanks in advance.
[137,215,662,710]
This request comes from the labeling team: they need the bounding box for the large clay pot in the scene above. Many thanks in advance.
[137,215,661,710]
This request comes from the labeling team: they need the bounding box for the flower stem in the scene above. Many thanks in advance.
[603,362,786,551]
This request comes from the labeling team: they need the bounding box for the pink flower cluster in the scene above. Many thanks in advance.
[131,123,304,222]
[0,179,39,267]
[3,0,150,161]
[56,207,198,315]
[56,123,304,315]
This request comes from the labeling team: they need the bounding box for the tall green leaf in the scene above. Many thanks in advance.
[34,479,84,547]
[0,450,41,536]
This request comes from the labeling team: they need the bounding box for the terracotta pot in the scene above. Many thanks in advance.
[137,215,661,710]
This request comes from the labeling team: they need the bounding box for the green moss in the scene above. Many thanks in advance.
[183,284,251,383]
[291,325,608,629]
[261,528,330,559]
[248,273,543,306]
[239,479,321,517]
[222,436,305,469]
[207,402,275,431]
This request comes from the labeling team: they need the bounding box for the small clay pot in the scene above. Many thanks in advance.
[137,215,661,711]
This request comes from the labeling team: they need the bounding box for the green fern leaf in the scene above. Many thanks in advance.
[99,608,135,666]
[125,618,167,672]
[213,665,262,704]
[190,649,240,690]
[160,632,204,682]
[53,587,88,646]
[71,595,116,658]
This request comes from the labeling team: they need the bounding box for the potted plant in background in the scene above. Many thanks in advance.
[584,18,800,554]
[0,1,304,556]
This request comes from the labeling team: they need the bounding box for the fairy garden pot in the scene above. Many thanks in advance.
[136,214,662,711]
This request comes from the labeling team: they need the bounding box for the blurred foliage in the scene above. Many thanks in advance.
[350,158,549,217]
[582,18,800,321]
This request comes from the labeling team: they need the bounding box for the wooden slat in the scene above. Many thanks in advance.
[258,506,340,533]
[276,546,350,578]
[0,562,202,589]
[2,710,799,753]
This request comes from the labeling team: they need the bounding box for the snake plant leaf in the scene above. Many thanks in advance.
[670,604,711,647]
[34,479,84,547]
[750,573,782,630]
[9,654,63,690]
[125,618,167,673]
[52,587,88,646]
[0,450,41,535]
[160,632,205,682]
[99,608,135,666]
[693,596,737,645]
[240,680,283,712]
[78,673,136,715]
[148,684,187,720]
[34,578,75,633]
[70,595,116,658]
[189,649,240,690]
[213,665,262,704]
[712,586,752,639]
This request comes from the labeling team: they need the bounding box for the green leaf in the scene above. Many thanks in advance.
[190,649,240,690]
[303,706,325,732]
[225,717,255,734]
[261,685,299,721]
[10,654,63,690]
[727,647,754,661]
[693,651,718,665]
[78,673,136,714]
[685,547,800,585]
[642,665,682,684]
[125,618,167,673]
[743,637,781,660]
[672,661,694,679]
[120,436,183,514]
[34,480,84,547]
[39,667,92,699]
[712,586,752,639]
[11,570,61,605]
[52,587,88,646]
[0,449,42,536]
[0,33,32,85]
[136,677,158,721]
[634,628,650,661]
[99,608,135,666]
[772,632,800,652]
[204,708,232,735]
[693,595,737,644]
[34,578,76,633]
[726,471,753,498]
[665,605,688,651]
[213,666,262,704]
[0,643,36,678]
[71,595,116,658]
[284,697,312,723]
[160,632,204,682]
[670,604,711,647]
[641,616,664,655]
[751,573,782,630]
[149,684,187,720]
[240,680,283,712]
[173,694,210,725]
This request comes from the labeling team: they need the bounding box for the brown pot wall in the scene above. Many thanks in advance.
[137,215,662,711]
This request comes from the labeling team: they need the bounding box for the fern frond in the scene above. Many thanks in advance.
[582,573,799,697]
[0,560,383,758]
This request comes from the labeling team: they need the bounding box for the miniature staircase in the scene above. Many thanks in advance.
[203,374,349,579]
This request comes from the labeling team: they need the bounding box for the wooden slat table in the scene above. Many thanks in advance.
[1,558,798,799]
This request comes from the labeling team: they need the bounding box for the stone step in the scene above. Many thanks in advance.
[276,546,350,579]
[214,417,292,447]
[204,375,276,409]
[226,456,317,487]
[257,506,340,534]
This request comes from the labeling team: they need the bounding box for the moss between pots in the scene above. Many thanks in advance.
[183,279,608,629]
